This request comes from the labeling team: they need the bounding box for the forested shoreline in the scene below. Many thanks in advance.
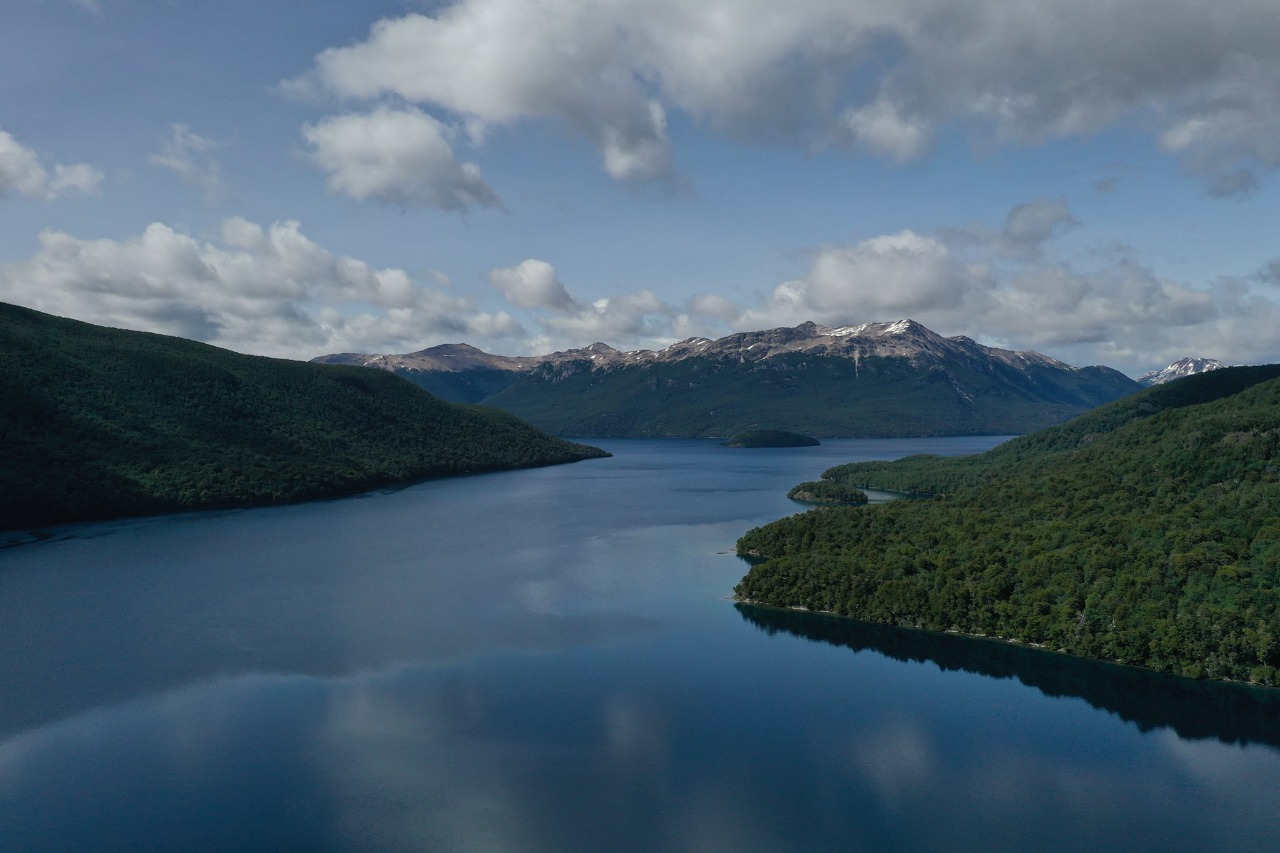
[736,366,1280,685]
[0,303,608,530]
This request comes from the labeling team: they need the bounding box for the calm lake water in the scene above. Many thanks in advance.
[3,437,1280,852]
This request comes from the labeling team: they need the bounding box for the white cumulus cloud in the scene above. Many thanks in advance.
[0,128,103,200]
[487,259,575,310]
[541,289,678,345]
[301,107,502,211]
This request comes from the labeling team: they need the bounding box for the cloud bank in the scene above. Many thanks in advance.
[289,0,1280,195]
[479,200,1280,375]
[734,200,1276,373]
[0,218,519,359]
[3,202,1277,375]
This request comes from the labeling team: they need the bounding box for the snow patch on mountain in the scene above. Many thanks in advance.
[1137,357,1226,387]
[314,319,1112,379]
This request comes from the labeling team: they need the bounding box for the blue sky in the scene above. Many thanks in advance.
[3,0,1280,376]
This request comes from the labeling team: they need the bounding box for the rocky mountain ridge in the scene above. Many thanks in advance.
[313,319,1141,438]
[1137,357,1226,387]
[318,319,1079,379]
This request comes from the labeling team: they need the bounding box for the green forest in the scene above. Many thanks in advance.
[736,366,1280,686]
[786,479,868,505]
[0,302,608,530]
[480,351,1137,438]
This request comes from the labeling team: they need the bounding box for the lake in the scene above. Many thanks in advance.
[2,437,1280,852]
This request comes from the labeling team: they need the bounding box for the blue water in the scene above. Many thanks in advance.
[2,437,1279,852]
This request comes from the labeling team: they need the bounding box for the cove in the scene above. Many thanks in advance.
[2,437,1279,852]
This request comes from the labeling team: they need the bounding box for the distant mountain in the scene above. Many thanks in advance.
[0,302,608,531]
[1137,357,1226,387]
[315,320,1140,438]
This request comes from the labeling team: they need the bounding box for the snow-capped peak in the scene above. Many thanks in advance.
[826,323,873,337]
[1137,357,1226,387]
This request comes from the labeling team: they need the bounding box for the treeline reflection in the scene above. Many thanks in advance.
[737,603,1280,749]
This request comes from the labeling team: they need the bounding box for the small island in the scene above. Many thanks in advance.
[723,429,820,448]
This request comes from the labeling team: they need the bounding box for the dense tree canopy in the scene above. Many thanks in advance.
[0,303,608,530]
[786,480,868,505]
[480,351,1137,438]
[737,367,1280,686]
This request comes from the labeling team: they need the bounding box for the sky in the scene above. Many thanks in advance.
[3,0,1280,377]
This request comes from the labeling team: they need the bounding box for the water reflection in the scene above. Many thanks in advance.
[8,636,1280,852]
[9,436,1280,852]
[737,603,1280,750]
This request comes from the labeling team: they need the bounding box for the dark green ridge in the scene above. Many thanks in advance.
[817,364,1280,495]
[736,366,1280,686]
[472,351,1139,438]
[0,302,609,531]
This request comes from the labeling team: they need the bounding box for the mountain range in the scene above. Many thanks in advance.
[315,320,1141,438]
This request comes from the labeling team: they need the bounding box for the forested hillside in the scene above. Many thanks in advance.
[483,350,1135,437]
[0,303,608,530]
[736,366,1280,685]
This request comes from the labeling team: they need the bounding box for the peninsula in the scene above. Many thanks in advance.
[736,365,1280,686]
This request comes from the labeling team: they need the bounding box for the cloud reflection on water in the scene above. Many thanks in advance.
[4,635,1280,851]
